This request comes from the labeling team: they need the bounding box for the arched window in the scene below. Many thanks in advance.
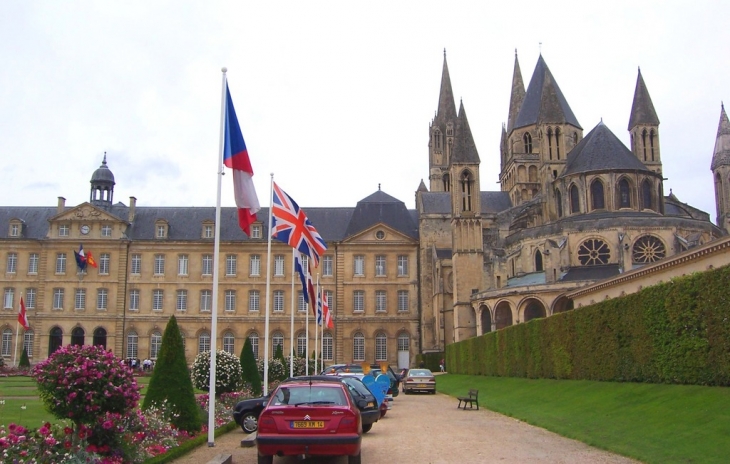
[573,132,578,146]
[353,332,365,362]
[375,332,387,361]
[223,331,235,354]
[198,331,210,354]
[322,332,333,361]
[71,327,84,346]
[716,173,723,219]
[397,333,409,352]
[272,331,284,355]
[570,184,580,214]
[297,332,307,357]
[547,127,553,160]
[555,189,563,217]
[442,173,450,192]
[1,329,11,357]
[23,330,34,358]
[93,327,107,348]
[248,332,259,359]
[150,331,162,359]
[618,179,632,208]
[649,130,656,161]
[577,238,611,265]
[555,128,561,159]
[535,250,544,272]
[590,180,605,210]
[641,129,648,161]
[632,236,666,264]
[528,165,538,183]
[126,330,137,359]
[460,171,473,212]
[433,129,442,150]
[641,180,653,210]
[523,132,532,153]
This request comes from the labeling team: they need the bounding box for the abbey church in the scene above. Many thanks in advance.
[1,51,728,367]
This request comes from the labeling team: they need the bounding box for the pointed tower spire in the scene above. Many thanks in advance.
[507,49,525,133]
[429,50,458,193]
[711,103,730,170]
[435,49,457,125]
[711,103,730,231]
[452,100,480,164]
[628,68,660,130]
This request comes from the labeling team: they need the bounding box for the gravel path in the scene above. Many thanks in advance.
[173,390,640,464]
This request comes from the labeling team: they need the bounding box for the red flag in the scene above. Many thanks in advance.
[86,251,98,268]
[322,291,334,329]
[18,297,29,330]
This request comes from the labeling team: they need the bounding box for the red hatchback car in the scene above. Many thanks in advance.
[256,377,362,464]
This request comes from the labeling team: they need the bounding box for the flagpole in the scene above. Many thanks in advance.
[305,264,309,375]
[207,67,228,446]
[264,173,274,395]
[13,321,19,367]
[289,247,295,378]
[315,274,319,374]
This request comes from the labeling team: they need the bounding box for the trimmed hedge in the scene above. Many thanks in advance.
[446,264,730,386]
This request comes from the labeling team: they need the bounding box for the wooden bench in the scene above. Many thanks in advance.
[457,389,479,410]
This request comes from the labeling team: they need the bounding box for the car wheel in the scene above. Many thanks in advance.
[348,451,362,464]
[257,454,273,464]
[362,423,372,433]
[240,412,258,433]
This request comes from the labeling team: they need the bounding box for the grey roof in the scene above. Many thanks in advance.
[514,55,581,130]
[433,51,457,127]
[344,190,418,239]
[435,248,452,259]
[90,155,115,185]
[628,69,660,130]
[559,264,620,282]
[0,207,57,240]
[559,121,653,178]
[505,271,546,287]
[420,192,512,215]
[451,102,480,163]
[507,51,526,133]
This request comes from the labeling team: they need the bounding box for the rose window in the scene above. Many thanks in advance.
[632,236,666,264]
[577,238,610,265]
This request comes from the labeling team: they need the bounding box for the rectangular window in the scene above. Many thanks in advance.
[204,225,213,238]
[25,288,36,309]
[53,288,64,310]
[274,255,285,276]
[3,288,13,309]
[154,255,165,275]
[297,292,307,312]
[325,290,334,312]
[353,290,364,312]
[223,334,235,354]
[156,225,166,238]
[129,289,140,311]
[397,255,408,276]
[59,224,69,236]
[322,255,333,277]
[97,289,108,310]
[273,290,284,312]
[1,331,11,357]
[202,254,213,276]
[249,290,260,311]
[226,255,237,276]
[250,255,261,276]
[375,255,386,276]
[322,335,333,361]
[127,333,138,359]
[56,253,66,274]
[99,253,110,275]
[6,253,17,273]
[375,335,387,361]
[101,225,112,237]
[153,290,164,311]
[353,336,365,362]
[398,290,409,311]
[10,224,19,237]
[176,290,187,311]
[376,290,387,312]
[354,256,364,276]
[251,225,261,239]
[28,253,39,274]
[225,290,236,312]
[200,290,212,312]
[75,288,86,310]
[130,254,141,275]
[23,331,33,358]
[178,255,188,276]
[151,333,162,359]
[297,335,307,357]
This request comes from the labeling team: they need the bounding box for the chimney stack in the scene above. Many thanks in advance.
[57,197,66,214]
[128,197,136,223]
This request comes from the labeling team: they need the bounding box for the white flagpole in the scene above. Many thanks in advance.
[289,248,295,378]
[314,274,319,374]
[207,67,228,446]
[263,174,274,395]
[13,321,20,367]
[305,264,310,375]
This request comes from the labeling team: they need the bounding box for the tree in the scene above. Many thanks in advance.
[142,316,201,433]
[18,347,30,368]
[240,337,262,396]
[191,350,243,394]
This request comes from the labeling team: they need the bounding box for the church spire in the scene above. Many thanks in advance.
[507,49,525,133]
[628,67,660,130]
[711,103,730,170]
[434,49,457,125]
[452,100,480,164]
[628,68,662,172]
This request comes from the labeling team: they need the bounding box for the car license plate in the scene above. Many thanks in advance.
[292,421,325,429]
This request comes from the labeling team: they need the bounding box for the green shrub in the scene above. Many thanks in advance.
[191,350,243,394]
[240,338,262,396]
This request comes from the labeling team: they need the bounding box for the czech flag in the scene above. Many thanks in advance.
[223,82,260,236]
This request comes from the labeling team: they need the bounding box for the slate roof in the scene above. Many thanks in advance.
[344,190,418,239]
[514,55,581,130]
[433,51,457,128]
[628,69,660,129]
[451,102,480,163]
[559,264,621,282]
[505,271,546,287]
[559,121,653,178]
[420,192,512,215]
[507,51,526,133]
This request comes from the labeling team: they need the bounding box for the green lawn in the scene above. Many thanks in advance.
[437,374,730,464]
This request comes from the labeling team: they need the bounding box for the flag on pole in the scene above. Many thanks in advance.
[307,264,317,316]
[322,291,334,329]
[294,252,309,304]
[223,82,260,236]
[86,251,98,268]
[271,182,327,267]
[73,244,87,271]
[17,297,29,330]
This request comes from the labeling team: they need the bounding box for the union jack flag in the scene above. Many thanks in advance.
[271,182,327,267]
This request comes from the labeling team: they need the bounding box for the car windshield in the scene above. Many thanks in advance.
[370,368,396,380]
[341,377,372,397]
[271,385,348,406]
[408,369,433,377]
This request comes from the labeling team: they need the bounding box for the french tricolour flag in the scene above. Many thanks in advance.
[223,82,260,236]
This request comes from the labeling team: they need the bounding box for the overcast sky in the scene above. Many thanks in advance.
[1,1,727,223]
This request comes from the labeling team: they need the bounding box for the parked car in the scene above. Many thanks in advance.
[402,368,436,394]
[322,363,401,397]
[332,374,380,433]
[256,376,362,464]
[232,392,270,433]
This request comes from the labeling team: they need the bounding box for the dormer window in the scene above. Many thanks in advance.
[202,222,214,239]
[155,220,169,239]
[59,224,70,237]
[251,225,262,239]
[9,221,21,237]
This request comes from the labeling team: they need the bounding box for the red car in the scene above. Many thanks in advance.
[256,377,362,464]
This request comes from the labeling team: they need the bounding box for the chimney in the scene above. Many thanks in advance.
[57,197,66,214]
[128,197,136,223]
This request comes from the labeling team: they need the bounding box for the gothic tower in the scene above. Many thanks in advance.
[628,68,662,175]
[429,50,457,193]
[90,153,115,210]
[450,100,483,342]
[711,103,730,232]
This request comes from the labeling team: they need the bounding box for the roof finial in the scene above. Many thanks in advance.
[443,48,446,58]
[539,42,542,55]
[515,48,517,57]
[378,183,381,191]
[102,152,107,165]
